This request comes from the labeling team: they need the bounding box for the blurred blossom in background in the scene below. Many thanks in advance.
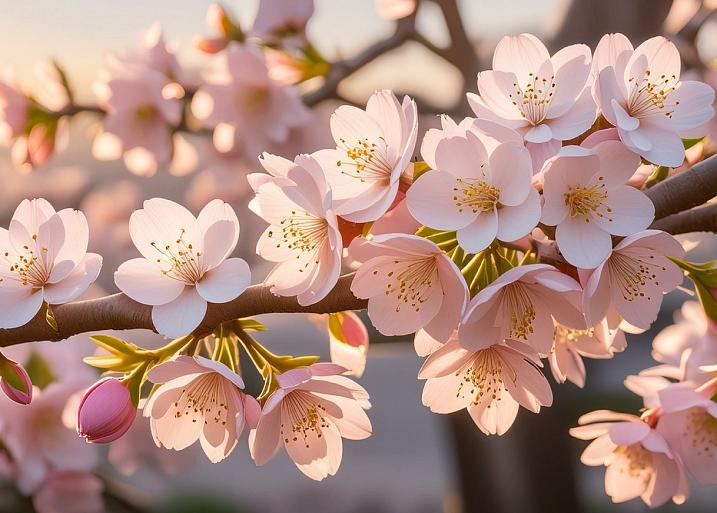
[0,1,716,512]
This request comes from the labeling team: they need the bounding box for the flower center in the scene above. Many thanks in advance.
[607,252,667,302]
[150,228,205,285]
[503,284,536,341]
[0,235,52,288]
[335,136,392,184]
[626,69,680,119]
[452,175,500,214]
[614,444,652,481]
[563,179,611,221]
[268,210,328,271]
[135,105,156,121]
[457,349,514,407]
[508,72,556,125]
[372,256,437,313]
[554,325,596,346]
[174,373,230,426]
[241,87,269,113]
[281,390,330,448]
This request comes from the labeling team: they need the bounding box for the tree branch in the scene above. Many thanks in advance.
[646,153,717,220]
[650,203,717,235]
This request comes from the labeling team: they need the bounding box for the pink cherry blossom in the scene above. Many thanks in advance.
[144,356,260,463]
[250,362,371,481]
[459,263,585,356]
[0,76,28,144]
[656,378,717,485]
[76,378,136,443]
[419,337,552,435]
[251,0,314,45]
[32,471,104,513]
[580,229,685,330]
[327,311,369,378]
[93,66,182,177]
[549,318,626,388]
[0,380,98,494]
[192,43,310,159]
[33,61,71,112]
[0,354,33,405]
[250,154,342,305]
[540,140,654,268]
[407,130,540,253]
[313,90,417,223]
[468,33,597,170]
[570,410,689,507]
[650,301,717,383]
[0,198,102,329]
[114,198,250,338]
[593,33,715,167]
[349,234,468,339]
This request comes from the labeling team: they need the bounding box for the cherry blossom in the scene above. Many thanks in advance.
[593,33,715,167]
[406,130,540,253]
[419,337,552,435]
[250,154,342,305]
[540,140,654,268]
[114,198,250,338]
[144,356,260,463]
[76,378,136,444]
[570,410,690,507]
[32,471,104,513]
[250,363,372,481]
[0,355,33,404]
[459,264,585,356]
[0,75,27,144]
[192,43,310,159]
[468,33,597,169]
[327,311,369,378]
[580,230,685,330]
[251,0,314,46]
[349,234,468,339]
[0,198,102,329]
[313,90,417,223]
[656,379,717,485]
[549,318,626,388]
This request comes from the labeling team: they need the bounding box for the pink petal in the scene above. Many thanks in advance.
[151,287,207,338]
[114,258,185,306]
[555,215,612,268]
[195,257,250,303]
[43,253,102,305]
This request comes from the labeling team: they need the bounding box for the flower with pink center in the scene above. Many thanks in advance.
[250,154,342,306]
[76,378,136,444]
[93,65,182,177]
[114,198,250,338]
[570,410,690,507]
[468,33,597,170]
[540,140,654,268]
[580,229,684,330]
[349,234,468,339]
[192,43,310,159]
[313,90,417,223]
[656,378,717,485]
[31,471,104,513]
[144,356,261,463]
[0,380,99,494]
[593,33,715,167]
[406,130,540,253]
[251,0,314,46]
[250,363,372,481]
[650,301,717,384]
[419,337,552,435]
[0,354,33,405]
[0,198,102,329]
[326,311,369,378]
[549,318,626,388]
[459,264,585,356]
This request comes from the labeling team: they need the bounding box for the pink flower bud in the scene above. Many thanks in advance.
[0,358,33,405]
[195,37,228,54]
[77,378,136,443]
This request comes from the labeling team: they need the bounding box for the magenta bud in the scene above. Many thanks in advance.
[0,359,33,405]
[77,378,136,444]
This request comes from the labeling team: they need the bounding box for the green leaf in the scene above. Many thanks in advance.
[693,279,717,323]
[327,313,347,344]
[89,335,141,356]
[412,161,432,180]
[683,137,704,150]
[238,318,267,332]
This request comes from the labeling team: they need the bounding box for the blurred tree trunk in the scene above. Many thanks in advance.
[550,0,673,49]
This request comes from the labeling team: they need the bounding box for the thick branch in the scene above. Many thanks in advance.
[0,274,366,347]
[650,203,717,235]
[646,154,717,220]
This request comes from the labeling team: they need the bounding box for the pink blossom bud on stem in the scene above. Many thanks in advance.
[76,378,136,443]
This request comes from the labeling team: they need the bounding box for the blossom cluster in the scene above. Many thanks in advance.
[0,16,717,512]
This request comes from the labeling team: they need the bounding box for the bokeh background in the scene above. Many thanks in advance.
[0,1,716,512]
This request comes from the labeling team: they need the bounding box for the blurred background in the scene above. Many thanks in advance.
[0,0,716,512]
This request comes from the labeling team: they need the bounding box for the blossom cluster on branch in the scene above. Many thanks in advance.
[1,1,717,511]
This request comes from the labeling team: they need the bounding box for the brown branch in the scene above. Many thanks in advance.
[650,203,717,235]
[646,154,717,220]
[0,275,366,347]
